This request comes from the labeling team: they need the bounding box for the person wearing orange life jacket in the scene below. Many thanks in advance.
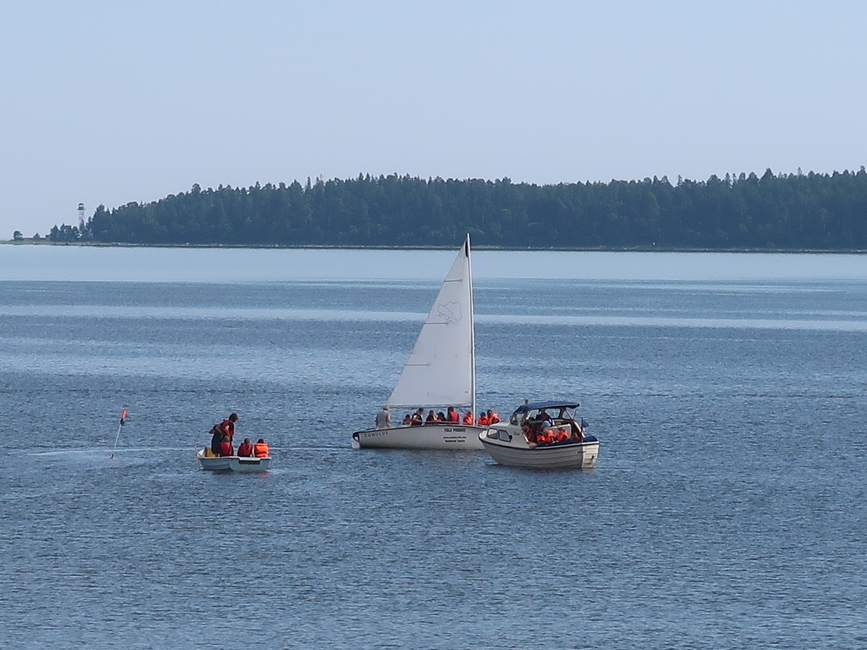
[555,427,570,442]
[463,411,474,425]
[485,409,500,424]
[477,412,490,426]
[253,438,269,457]
[237,438,254,457]
[220,412,239,442]
[536,425,554,446]
[446,406,460,423]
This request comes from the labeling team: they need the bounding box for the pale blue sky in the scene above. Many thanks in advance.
[2,1,865,237]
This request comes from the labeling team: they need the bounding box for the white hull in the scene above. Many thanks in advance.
[196,449,271,472]
[353,424,485,450]
[479,430,599,469]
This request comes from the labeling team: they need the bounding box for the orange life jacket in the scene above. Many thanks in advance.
[253,442,269,457]
[555,428,569,442]
[463,412,474,425]
[477,414,490,426]
[487,412,500,424]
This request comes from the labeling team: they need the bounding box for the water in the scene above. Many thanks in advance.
[1,247,866,648]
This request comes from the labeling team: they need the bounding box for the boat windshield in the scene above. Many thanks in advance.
[509,406,575,426]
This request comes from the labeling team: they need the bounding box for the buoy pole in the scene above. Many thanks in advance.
[110,408,127,460]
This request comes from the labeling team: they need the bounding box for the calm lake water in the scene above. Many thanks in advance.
[1,246,866,648]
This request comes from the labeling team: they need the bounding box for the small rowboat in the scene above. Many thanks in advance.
[196,448,271,473]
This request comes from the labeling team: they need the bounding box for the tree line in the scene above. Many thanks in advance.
[46,168,867,249]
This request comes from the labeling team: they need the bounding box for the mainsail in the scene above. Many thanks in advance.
[387,235,475,410]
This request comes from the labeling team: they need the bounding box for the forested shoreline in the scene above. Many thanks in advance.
[42,168,867,250]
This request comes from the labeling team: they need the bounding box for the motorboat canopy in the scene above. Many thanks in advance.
[509,401,581,425]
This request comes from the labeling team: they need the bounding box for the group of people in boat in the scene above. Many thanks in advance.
[208,413,269,457]
[520,409,583,446]
[376,405,500,428]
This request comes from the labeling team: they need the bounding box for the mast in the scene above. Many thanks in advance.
[466,233,476,423]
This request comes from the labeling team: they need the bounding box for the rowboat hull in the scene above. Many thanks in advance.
[196,449,271,472]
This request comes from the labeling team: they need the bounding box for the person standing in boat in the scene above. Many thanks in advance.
[220,413,239,442]
[210,424,223,456]
[237,438,254,457]
[375,405,391,429]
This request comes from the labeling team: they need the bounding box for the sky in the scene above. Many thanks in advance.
[1,0,866,238]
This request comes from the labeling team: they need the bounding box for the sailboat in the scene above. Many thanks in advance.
[352,235,485,450]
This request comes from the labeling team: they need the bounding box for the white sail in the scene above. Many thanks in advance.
[387,235,475,410]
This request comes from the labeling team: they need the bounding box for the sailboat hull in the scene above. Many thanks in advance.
[352,424,485,450]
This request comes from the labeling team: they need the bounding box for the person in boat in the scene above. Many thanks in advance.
[402,414,412,425]
[410,408,424,426]
[253,438,269,457]
[522,422,537,445]
[237,437,254,457]
[477,412,489,426]
[425,410,437,424]
[219,435,234,457]
[220,412,239,442]
[375,405,391,429]
[537,411,558,445]
[446,406,460,423]
[463,410,474,425]
[437,411,447,422]
[210,424,223,456]
[486,409,500,424]
[535,427,553,446]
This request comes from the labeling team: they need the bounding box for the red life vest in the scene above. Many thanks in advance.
[237,442,254,457]
[254,442,269,457]
[220,441,234,456]
[448,410,460,423]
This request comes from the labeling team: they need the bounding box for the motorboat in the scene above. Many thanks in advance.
[196,448,271,472]
[352,235,486,450]
[478,401,599,469]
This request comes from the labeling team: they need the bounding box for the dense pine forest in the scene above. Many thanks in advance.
[46,168,867,249]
